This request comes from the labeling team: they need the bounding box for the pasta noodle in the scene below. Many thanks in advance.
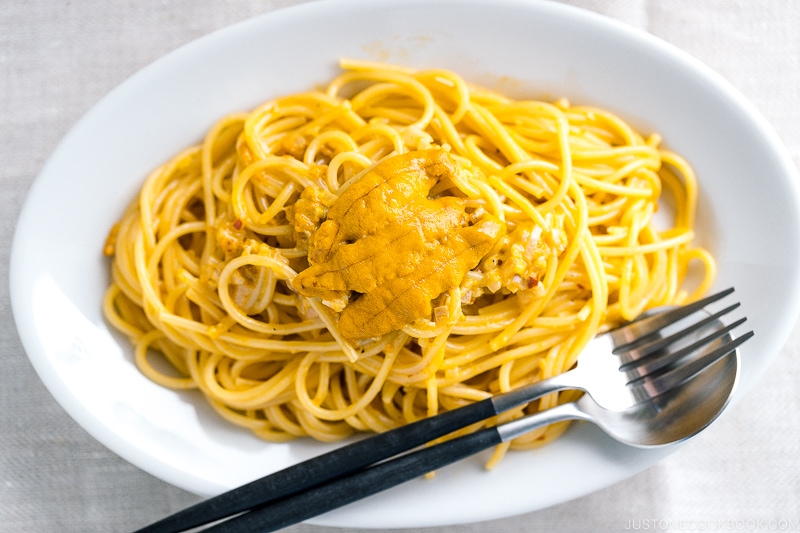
[103,59,714,464]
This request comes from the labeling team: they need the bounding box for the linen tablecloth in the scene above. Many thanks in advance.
[2,1,799,531]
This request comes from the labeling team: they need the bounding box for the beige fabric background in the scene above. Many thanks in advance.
[2,1,799,532]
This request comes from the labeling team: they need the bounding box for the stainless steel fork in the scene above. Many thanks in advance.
[493,287,748,412]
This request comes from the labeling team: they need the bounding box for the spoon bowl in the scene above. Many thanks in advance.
[587,344,738,447]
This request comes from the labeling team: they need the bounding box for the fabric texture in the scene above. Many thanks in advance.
[1,1,798,531]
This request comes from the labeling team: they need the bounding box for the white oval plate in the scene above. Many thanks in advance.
[10,0,800,528]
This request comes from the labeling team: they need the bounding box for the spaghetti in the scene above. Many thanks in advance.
[103,60,714,464]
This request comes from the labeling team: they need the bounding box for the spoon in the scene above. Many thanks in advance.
[196,319,745,533]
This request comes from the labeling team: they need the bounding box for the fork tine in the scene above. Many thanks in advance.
[627,330,753,402]
[623,317,748,381]
[609,287,735,351]
[616,303,742,365]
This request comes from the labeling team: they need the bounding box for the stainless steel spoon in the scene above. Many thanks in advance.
[196,316,747,533]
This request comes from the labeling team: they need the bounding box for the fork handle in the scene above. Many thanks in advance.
[134,373,577,533]
[204,426,505,533]
[206,401,586,533]
[133,398,498,533]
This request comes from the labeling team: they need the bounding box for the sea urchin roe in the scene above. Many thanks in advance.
[292,149,506,341]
